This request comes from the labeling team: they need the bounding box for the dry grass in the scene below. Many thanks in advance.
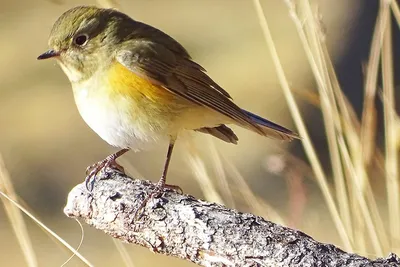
[0,156,93,266]
[185,0,399,257]
[382,1,400,249]
[0,155,37,267]
[188,0,399,259]
[112,238,136,267]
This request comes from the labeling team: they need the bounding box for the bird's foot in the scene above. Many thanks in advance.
[133,180,182,221]
[85,156,125,192]
[163,184,183,194]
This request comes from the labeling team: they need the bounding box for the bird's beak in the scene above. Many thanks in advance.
[37,49,60,60]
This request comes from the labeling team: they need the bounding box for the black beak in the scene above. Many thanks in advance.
[37,49,60,60]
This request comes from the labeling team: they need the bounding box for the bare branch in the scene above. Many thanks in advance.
[64,169,399,267]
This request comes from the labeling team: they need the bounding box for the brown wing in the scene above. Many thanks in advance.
[116,39,300,140]
[116,41,266,135]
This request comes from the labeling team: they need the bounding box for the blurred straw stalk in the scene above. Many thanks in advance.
[0,155,37,267]
[228,0,399,257]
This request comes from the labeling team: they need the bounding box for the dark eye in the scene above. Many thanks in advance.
[74,34,88,46]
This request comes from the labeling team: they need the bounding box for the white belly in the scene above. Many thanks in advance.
[72,86,169,152]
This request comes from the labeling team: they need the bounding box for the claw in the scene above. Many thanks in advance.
[133,186,162,221]
[133,182,183,221]
[108,160,125,173]
[85,174,96,192]
[164,184,183,194]
[84,158,109,191]
[84,149,129,192]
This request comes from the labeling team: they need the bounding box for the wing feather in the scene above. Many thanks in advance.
[116,42,265,135]
[116,40,298,140]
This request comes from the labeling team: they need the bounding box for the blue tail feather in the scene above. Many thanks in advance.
[242,109,297,137]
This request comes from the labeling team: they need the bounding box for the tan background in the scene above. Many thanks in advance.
[0,0,361,266]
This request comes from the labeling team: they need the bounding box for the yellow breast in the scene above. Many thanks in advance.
[71,60,226,150]
[71,61,189,150]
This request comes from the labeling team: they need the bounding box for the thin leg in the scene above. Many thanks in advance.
[134,137,181,220]
[85,148,129,191]
[154,140,175,193]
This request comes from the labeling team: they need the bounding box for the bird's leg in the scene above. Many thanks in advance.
[134,138,182,220]
[85,148,129,191]
[153,140,182,195]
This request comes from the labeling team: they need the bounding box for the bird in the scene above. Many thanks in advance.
[37,5,299,199]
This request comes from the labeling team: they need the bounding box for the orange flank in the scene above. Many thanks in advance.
[106,61,177,105]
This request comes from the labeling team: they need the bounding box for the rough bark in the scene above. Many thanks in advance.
[64,169,400,267]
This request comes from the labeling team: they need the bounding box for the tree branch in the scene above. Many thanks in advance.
[64,169,399,266]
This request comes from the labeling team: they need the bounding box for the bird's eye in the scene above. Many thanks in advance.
[74,34,88,46]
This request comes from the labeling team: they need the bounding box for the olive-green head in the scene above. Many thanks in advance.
[38,6,130,82]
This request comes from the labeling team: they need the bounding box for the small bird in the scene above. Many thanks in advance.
[38,6,298,197]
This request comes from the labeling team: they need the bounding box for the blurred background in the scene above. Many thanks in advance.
[1,0,399,266]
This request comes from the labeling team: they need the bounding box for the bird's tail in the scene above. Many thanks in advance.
[242,109,299,141]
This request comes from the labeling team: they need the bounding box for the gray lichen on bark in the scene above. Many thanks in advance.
[64,169,400,266]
